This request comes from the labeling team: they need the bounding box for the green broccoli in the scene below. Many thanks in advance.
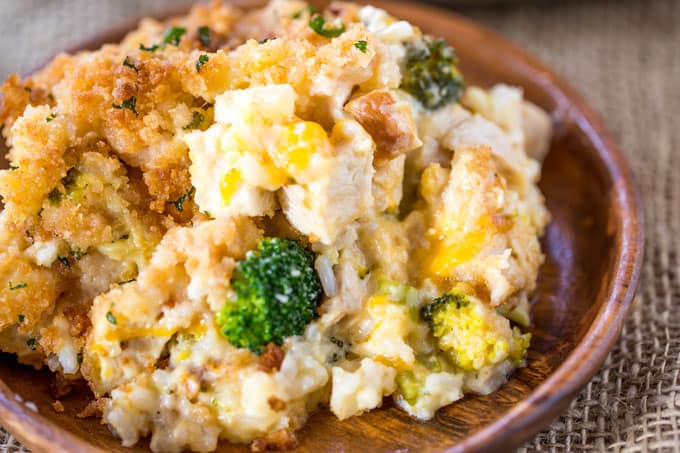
[217,238,322,354]
[421,291,530,371]
[400,37,464,110]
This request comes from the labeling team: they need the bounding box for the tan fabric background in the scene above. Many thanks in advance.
[0,0,678,451]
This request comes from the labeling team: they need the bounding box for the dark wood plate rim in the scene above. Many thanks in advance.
[0,1,644,452]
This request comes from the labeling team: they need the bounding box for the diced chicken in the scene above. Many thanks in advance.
[280,120,374,245]
[462,84,552,162]
[443,115,540,189]
[522,101,552,162]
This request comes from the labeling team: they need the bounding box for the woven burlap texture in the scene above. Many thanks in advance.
[1,0,678,451]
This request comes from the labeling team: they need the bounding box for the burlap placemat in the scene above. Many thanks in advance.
[1,0,677,451]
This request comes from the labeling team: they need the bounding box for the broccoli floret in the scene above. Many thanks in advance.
[217,238,322,354]
[400,37,464,110]
[396,370,420,405]
[421,291,530,371]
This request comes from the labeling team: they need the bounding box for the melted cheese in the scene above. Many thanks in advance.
[220,169,242,205]
[274,121,327,174]
[424,214,493,280]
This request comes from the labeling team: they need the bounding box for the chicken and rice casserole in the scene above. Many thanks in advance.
[0,1,552,451]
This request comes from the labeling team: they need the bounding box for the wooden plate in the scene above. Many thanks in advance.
[0,1,644,452]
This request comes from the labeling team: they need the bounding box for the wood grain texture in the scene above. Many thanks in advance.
[0,1,644,452]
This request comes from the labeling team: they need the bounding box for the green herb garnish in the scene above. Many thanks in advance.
[198,26,211,47]
[9,282,27,291]
[112,96,138,116]
[162,26,187,46]
[169,187,196,212]
[48,167,82,204]
[106,311,117,325]
[9,165,18,170]
[26,338,37,350]
[309,14,345,38]
[354,40,368,53]
[45,113,56,122]
[18,314,25,323]
[196,54,209,72]
[123,56,138,72]
[118,278,137,285]
[139,25,187,52]
[183,112,205,130]
[139,43,160,52]
[57,256,70,267]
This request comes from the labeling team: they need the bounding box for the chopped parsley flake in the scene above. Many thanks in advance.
[163,26,187,46]
[48,93,55,102]
[354,40,368,53]
[9,282,27,291]
[45,113,56,122]
[77,352,83,364]
[112,96,138,116]
[47,167,81,204]
[118,278,137,285]
[123,56,138,72]
[62,167,80,189]
[169,187,196,212]
[196,54,209,72]
[18,314,25,323]
[57,256,70,267]
[259,37,276,44]
[139,43,160,52]
[309,14,346,38]
[139,26,186,52]
[106,311,117,325]
[198,26,211,47]
[26,338,37,351]
[183,111,205,130]
[9,165,18,170]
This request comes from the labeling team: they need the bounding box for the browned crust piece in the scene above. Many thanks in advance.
[344,89,421,163]
[250,428,298,452]
[257,343,285,373]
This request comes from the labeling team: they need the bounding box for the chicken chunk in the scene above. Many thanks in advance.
[281,119,375,245]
